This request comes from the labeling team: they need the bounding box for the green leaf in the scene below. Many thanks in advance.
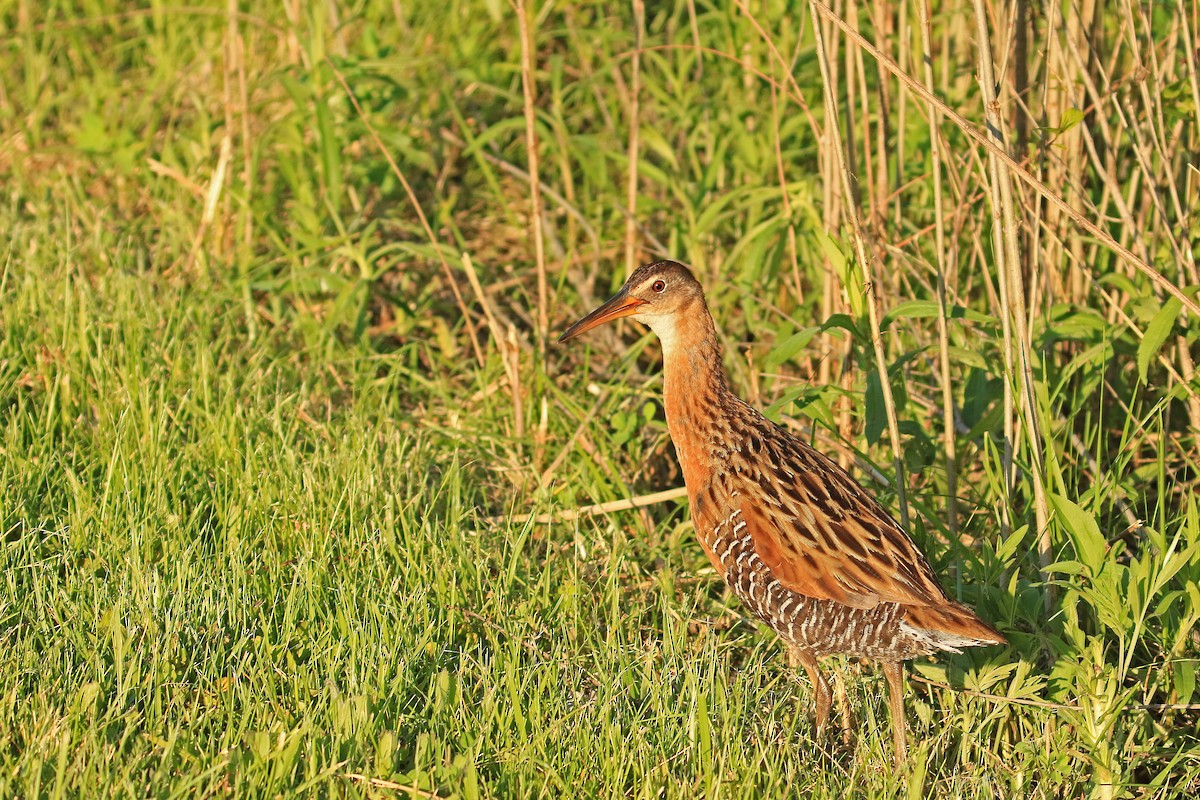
[764,327,819,367]
[762,386,806,422]
[947,346,989,370]
[640,125,681,171]
[1050,493,1107,574]
[1176,660,1196,705]
[820,233,863,318]
[912,661,949,683]
[864,371,885,445]
[820,313,860,341]
[74,112,111,153]
[1054,107,1085,134]
[995,524,1029,563]
[884,299,940,322]
[1042,559,1087,575]
[882,300,995,327]
[1138,296,1182,382]
[315,94,341,204]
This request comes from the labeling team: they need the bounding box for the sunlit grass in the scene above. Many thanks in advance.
[2,0,1199,797]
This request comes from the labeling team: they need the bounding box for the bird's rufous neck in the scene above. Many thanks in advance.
[658,298,728,492]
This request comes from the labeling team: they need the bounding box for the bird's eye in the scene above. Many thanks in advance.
[651,280,666,293]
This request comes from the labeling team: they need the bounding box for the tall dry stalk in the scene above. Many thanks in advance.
[462,254,524,440]
[810,0,1200,321]
[808,0,910,528]
[625,0,644,277]
[970,0,1052,592]
[916,0,958,537]
[817,3,845,461]
[515,0,548,470]
[515,0,548,361]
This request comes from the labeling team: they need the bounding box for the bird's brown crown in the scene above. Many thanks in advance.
[622,260,702,304]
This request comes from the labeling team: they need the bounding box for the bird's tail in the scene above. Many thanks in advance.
[901,602,1006,653]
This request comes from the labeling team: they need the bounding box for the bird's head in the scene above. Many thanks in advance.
[558,260,704,345]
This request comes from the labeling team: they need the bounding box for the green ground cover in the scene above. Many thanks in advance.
[2,1,1199,796]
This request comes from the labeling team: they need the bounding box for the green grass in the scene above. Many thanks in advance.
[3,0,1200,796]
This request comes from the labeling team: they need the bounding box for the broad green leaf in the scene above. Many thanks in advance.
[790,388,840,431]
[882,300,995,327]
[884,299,940,322]
[912,661,949,683]
[947,346,990,370]
[764,327,820,367]
[1189,494,1200,549]
[1176,660,1196,705]
[995,524,1029,563]
[1158,543,1200,590]
[1054,107,1085,133]
[1043,559,1087,576]
[1138,296,1182,382]
[820,233,863,318]
[762,385,807,422]
[820,313,860,341]
[640,125,680,171]
[1050,493,1107,574]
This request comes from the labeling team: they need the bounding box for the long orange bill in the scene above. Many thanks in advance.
[557,288,646,343]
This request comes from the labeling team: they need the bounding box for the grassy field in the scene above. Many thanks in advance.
[3,0,1200,796]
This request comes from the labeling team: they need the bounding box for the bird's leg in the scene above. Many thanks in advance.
[789,647,831,743]
[882,661,908,765]
[831,667,854,745]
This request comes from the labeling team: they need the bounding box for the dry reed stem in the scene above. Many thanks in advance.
[224,0,252,254]
[499,486,690,525]
[1177,0,1200,135]
[342,773,440,797]
[916,0,958,537]
[462,254,524,440]
[971,0,1052,589]
[625,0,644,277]
[146,158,204,198]
[818,10,839,396]
[327,59,486,368]
[538,390,611,490]
[284,0,301,64]
[869,0,891,223]
[180,134,231,276]
[808,0,910,529]
[514,0,549,361]
[809,0,1200,320]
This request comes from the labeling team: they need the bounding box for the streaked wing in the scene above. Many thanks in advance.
[729,415,951,610]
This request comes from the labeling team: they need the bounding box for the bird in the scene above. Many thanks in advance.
[558,260,1005,765]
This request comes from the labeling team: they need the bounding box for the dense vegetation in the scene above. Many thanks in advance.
[2,0,1198,796]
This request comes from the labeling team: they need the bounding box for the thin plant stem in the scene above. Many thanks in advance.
[625,0,644,277]
[809,0,910,530]
[514,0,548,360]
[808,0,1200,320]
[917,0,959,538]
[971,0,1053,595]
